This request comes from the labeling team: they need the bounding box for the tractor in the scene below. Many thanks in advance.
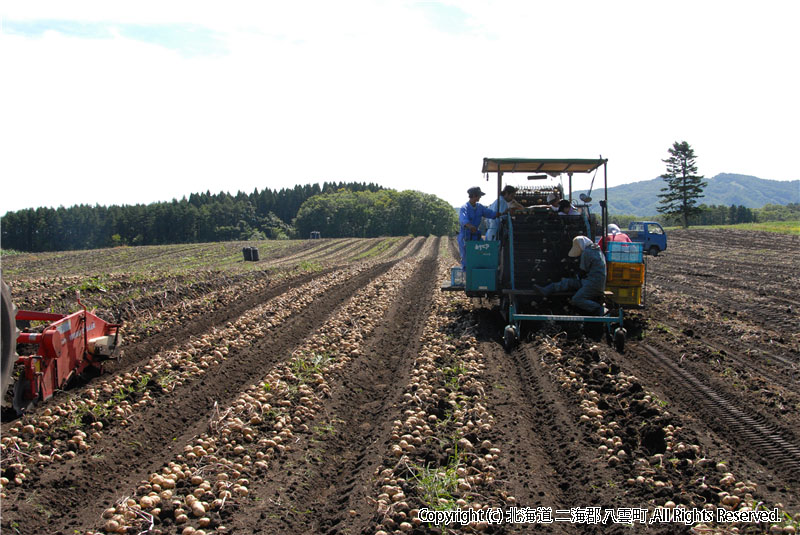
[445,157,645,352]
[1,280,122,414]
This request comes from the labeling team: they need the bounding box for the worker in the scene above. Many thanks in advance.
[557,199,580,216]
[534,235,606,315]
[458,187,502,268]
[598,223,632,250]
[486,185,523,241]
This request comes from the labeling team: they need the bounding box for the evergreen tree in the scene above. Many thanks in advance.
[656,141,707,228]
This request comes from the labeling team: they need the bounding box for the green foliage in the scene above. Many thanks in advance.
[755,203,800,222]
[294,190,458,238]
[0,182,380,252]
[656,141,708,228]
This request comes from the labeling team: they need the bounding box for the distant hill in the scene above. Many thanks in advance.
[575,173,800,216]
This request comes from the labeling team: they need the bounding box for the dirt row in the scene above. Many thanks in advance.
[0,246,427,534]
[626,228,800,507]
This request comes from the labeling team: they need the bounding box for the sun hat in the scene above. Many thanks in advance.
[568,236,592,257]
[546,192,557,203]
[467,187,485,197]
[607,223,621,234]
[501,185,517,195]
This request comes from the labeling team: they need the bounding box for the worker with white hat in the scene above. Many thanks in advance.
[534,235,607,315]
[598,223,632,250]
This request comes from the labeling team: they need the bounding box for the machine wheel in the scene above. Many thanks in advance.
[503,325,517,351]
[613,327,626,353]
[649,246,659,257]
[1,281,18,398]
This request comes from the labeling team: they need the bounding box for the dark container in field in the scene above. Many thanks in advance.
[242,247,252,261]
[250,247,259,261]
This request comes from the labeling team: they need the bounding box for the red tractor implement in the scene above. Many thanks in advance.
[1,281,121,414]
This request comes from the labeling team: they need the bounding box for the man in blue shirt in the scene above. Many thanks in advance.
[458,187,500,268]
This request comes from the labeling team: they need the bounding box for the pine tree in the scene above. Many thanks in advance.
[656,141,707,228]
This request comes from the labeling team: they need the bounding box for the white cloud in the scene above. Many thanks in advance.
[1,1,798,214]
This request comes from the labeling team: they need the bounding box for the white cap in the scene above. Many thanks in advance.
[568,236,593,257]
[607,224,621,234]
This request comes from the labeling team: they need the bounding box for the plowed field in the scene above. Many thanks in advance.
[1,230,798,535]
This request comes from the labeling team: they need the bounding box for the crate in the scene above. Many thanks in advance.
[465,240,499,269]
[467,268,496,291]
[607,285,641,306]
[450,267,465,287]
[607,262,645,285]
[606,241,643,263]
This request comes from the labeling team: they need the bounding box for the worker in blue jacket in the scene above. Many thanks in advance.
[458,187,501,268]
[534,235,606,315]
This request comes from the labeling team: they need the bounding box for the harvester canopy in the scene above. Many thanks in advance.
[482,158,607,174]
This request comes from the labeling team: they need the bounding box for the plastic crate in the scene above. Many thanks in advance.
[607,262,645,285]
[607,285,641,305]
[450,267,465,287]
[606,241,643,263]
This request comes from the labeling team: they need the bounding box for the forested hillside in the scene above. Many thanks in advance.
[1,183,458,252]
[575,173,799,216]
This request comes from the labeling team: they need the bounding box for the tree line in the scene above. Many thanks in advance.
[1,183,457,252]
[295,189,457,238]
[610,203,797,229]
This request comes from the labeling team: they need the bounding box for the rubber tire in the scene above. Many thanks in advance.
[1,281,18,396]
[503,325,517,352]
[649,246,659,257]
[614,328,626,353]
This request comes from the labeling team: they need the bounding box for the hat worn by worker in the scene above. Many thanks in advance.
[547,192,558,203]
[467,187,485,197]
[607,223,621,234]
[501,185,517,195]
[568,236,593,257]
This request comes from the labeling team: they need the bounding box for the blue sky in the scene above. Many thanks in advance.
[3,19,228,57]
[1,1,798,214]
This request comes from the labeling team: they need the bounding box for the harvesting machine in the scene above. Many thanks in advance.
[445,157,644,351]
[1,280,122,414]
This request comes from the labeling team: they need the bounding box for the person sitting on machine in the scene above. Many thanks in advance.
[458,187,503,268]
[486,185,523,241]
[557,199,580,216]
[533,236,606,315]
[597,223,632,249]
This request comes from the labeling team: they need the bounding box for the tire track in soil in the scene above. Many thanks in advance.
[470,310,571,534]
[622,339,800,493]
[505,339,624,530]
[229,248,440,535]
[0,260,398,535]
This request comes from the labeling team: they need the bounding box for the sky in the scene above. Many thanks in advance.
[2,0,799,215]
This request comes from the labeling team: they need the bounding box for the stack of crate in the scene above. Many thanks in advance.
[503,210,591,289]
[605,242,644,305]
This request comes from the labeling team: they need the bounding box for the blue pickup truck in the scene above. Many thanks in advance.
[625,221,667,256]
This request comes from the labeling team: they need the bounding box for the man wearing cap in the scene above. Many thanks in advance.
[533,235,606,315]
[458,187,501,268]
[597,223,632,250]
[486,185,523,241]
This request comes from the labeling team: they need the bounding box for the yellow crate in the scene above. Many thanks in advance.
[607,262,645,285]
[607,285,642,305]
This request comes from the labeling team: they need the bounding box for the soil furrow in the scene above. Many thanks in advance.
[226,250,440,534]
[0,260,398,535]
[638,343,800,479]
